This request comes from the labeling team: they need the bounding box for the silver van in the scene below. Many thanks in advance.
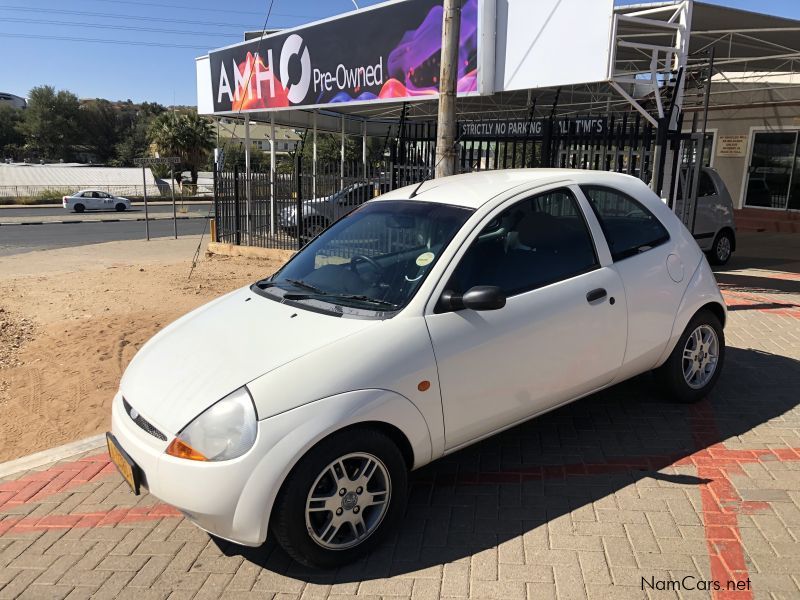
[675,167,737,265]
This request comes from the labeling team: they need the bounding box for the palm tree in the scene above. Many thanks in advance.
[148,110,215,185]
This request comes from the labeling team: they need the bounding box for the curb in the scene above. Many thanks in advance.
[207,241,296,263]
[0,434,107,479]
[0,215,210,226]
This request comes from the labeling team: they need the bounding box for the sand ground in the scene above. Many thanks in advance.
[0,237,285,461]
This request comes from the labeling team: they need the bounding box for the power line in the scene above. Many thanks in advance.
[0,16,251,38]
[82,0,311,19]
[0,31,212,50]
[0,5,258,29]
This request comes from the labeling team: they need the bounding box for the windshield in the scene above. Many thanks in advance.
[257,200,473,316]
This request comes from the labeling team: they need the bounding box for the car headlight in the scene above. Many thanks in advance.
[165,386,257,461]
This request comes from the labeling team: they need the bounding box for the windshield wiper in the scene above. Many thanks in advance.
[283,278,327,294]
[283,292,398,309]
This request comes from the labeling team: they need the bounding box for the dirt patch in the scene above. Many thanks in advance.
[0,307,34,370]
[0,252,284,462]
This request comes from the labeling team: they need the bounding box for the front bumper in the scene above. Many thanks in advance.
[110,392,273,546]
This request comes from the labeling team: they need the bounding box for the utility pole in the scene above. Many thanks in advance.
[435,0,461,178]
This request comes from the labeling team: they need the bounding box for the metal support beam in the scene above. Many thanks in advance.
[312,110,318,200]
[609,82,659,127]
[340,114,346,190]
[362,120,367,175]
[244,114,252,244]
[270,112,276,236]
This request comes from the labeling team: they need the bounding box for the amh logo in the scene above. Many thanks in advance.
[280,34,311,104]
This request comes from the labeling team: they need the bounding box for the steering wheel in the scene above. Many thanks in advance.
[350,254,383,279]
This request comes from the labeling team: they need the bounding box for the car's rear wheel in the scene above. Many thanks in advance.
[655,308,725,403]
[74,203,85,213]
[271,428,407,568]
[115,203,127,212]
[708,230,733,265]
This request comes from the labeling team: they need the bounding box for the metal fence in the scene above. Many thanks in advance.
[214,160,432,250]
[213,111,668,251]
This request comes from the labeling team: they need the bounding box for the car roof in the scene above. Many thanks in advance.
[376,169,644,209]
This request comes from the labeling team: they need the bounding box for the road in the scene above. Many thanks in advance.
[0,218,209,257]
[2,203,212,219]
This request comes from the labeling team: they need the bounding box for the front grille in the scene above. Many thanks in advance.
[123,398,167,441]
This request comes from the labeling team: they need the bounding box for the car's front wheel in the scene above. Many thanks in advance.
[115,203,127,212]
[301,217,329,242]
[271,428,408,568]
[655,308,725,403]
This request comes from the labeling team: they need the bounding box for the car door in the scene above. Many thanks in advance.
[87,191,101,209]
[425,186,628,451]
[579,184,682,376]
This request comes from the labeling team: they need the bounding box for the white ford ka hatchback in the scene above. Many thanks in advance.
[109,169,726,567]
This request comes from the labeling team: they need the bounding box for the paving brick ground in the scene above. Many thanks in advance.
[1,233,799,600]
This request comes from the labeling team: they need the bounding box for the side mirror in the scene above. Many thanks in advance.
[440,286,506,312]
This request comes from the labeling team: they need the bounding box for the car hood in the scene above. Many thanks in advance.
[119,286,375,434]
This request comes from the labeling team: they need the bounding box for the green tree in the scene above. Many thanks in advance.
[113,102,165,167]
[296,132,387,170]
[20,86,81,160]
[0,104,24,159]
[148,110,214,184]
[78,99,119,163]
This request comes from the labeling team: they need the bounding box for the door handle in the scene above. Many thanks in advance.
[586,288,607,303]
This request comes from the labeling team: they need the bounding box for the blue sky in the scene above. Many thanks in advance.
[2,0,799,106]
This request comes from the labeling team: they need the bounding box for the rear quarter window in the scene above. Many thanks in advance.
[580,185,670,261]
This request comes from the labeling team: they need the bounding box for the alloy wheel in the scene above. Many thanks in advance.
[716,235,731,262]
[682,324,719,389]
[305,452,391,550]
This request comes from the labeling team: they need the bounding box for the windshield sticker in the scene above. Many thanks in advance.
[416,252,435,267]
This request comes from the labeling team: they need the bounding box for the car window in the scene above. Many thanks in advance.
[266,200,473,314]
[449,188,599,297]
[698,171,717,197]
[340,185,369,206]
[581,186,670,262]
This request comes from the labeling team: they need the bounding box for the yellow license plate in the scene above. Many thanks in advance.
[106,433,140,495]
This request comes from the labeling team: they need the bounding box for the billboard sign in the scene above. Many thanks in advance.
[208,0,485,114]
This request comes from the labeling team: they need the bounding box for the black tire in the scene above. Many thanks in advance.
[655,308,725,403]
[74,203,85,213]
[708,230,734,266]
[271,428,408,569]
[115,203,126,212]
[301,217,329,242]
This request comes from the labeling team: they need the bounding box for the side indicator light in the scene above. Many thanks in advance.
[418,380,431,392]
[166,438,208,461]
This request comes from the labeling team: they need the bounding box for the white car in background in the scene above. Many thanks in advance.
[108,169,726,568]
[63,190,131,213]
